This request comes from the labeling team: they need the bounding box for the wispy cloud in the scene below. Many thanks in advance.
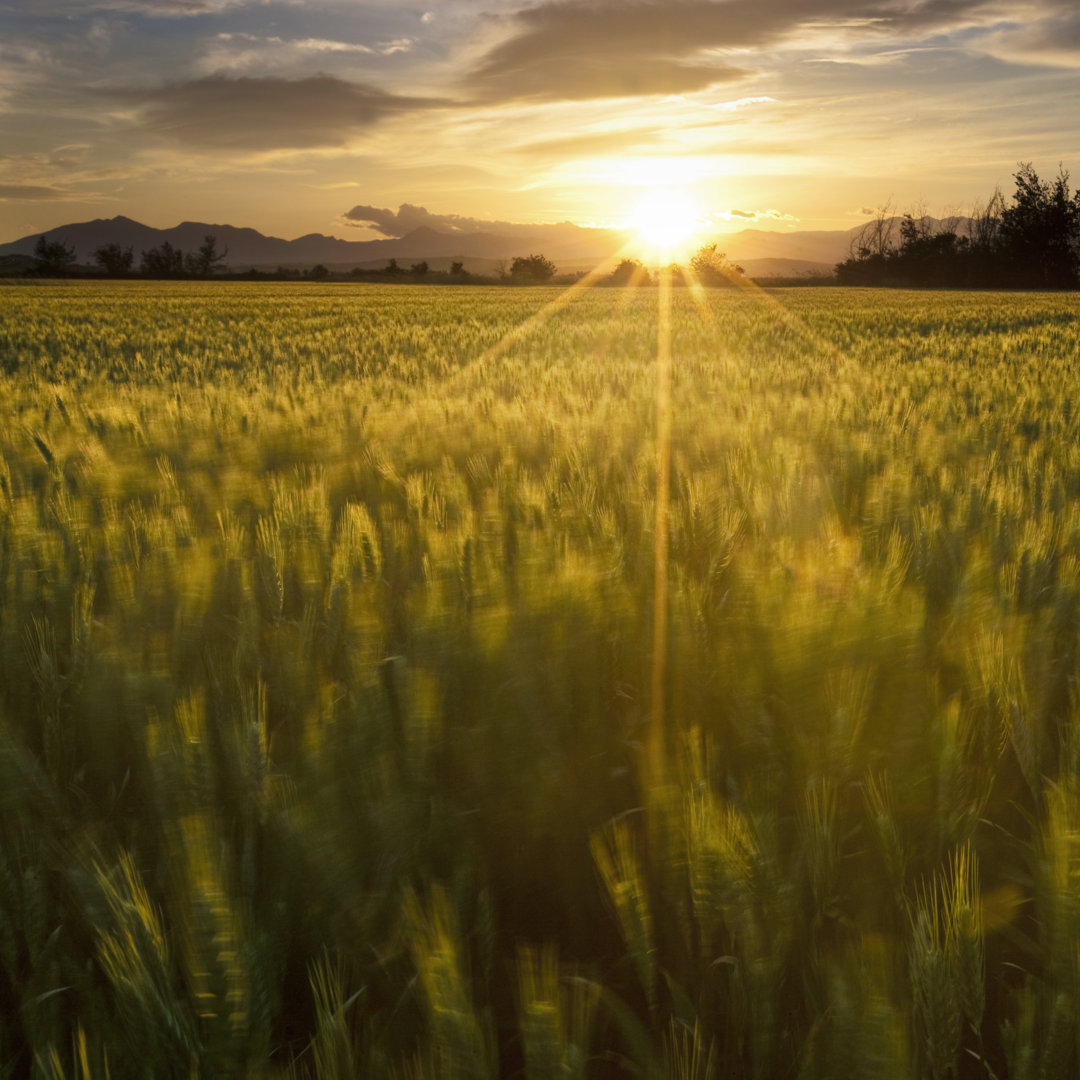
[196,32,417,74]
[715,207,798,223]
[17,0,246,14]
[0,183,73,200]
[511,126,666,160]
[218,33,380,55]
[706,95,777,111]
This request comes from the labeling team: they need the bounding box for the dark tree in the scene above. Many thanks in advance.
[509,253,556,284]
[410,261,429,277]
[450,261,466,277]
[34,235,77,275]
[384,258,402,275]
[140,242,184,277]
[307,264,329,280]
[967,189,1005,254]
[893,214,964,285]
[999,163,1080,287]
[183,235,228,277]
[835,164,1080,288]
[93,243,134,277]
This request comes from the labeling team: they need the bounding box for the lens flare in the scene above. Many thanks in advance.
[627,189,703,258]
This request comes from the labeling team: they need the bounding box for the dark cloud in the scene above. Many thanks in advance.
[345,203,474,236]
[0,183,70,200]
[462,0,1005,103]
[343,202,590,239]
[466,1,755,101]
[111,75,434,151]
[998,8,1080,55]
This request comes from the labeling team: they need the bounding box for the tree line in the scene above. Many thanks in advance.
[837,163,1080,288]
[32,234,229,278]
[371,252,560,283]
[26,238,568,284]
[25,234,752,287]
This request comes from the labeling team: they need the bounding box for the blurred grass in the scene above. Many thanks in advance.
[2,281,1080,1075]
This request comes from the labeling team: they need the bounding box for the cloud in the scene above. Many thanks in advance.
[465,2,757,101]
[27,0,244,13]
[459,0,1037,103]
[0,184,72,200]
[342,202,590,239]
[975,8,1080,68]
[216,33,379,56]
[199,32,416,74]
[109,75,435,151]
[707,95,777,111]
[512,127,666,159]
[469,55,749,102]
[714,207,799,223]
[378,39,415,56]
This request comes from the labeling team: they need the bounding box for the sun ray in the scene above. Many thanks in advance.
[425,219,862,808]
[436,243,638,393]
[614,258,654,317]
[648,262,672,793]
[676,260,716,322]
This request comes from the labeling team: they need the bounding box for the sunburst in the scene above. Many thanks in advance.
[626,188,704,260]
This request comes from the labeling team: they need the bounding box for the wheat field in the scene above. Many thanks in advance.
[3,280,1080,1078]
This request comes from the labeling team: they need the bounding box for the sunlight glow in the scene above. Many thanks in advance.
[627,189,704,259]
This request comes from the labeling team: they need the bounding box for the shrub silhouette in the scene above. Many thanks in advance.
[509,254,556,284]
[34,235,76,275]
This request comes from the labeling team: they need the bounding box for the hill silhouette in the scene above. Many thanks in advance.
[0,214,885,277]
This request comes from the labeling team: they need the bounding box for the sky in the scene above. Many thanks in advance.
[2,0,1080,246]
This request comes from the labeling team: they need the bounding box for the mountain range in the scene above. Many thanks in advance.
[0,214,876,277]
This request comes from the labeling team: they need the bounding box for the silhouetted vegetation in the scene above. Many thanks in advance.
[689,243,745,285]
[509,253,557,284]
[92,243,134,277]
[183,234,228,277]
[139,240,185,277]
[134,236,229,278]
[603,258,652,286]
[33,235,76,275]
[837,163,1080,288]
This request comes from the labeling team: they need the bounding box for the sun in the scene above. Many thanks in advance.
[626,188,704,260]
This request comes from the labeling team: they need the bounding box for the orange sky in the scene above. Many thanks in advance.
[2,0,1080,244]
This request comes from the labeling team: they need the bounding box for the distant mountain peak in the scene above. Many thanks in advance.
[0,213,870,276]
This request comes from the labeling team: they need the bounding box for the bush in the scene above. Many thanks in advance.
[509,254,557,284]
